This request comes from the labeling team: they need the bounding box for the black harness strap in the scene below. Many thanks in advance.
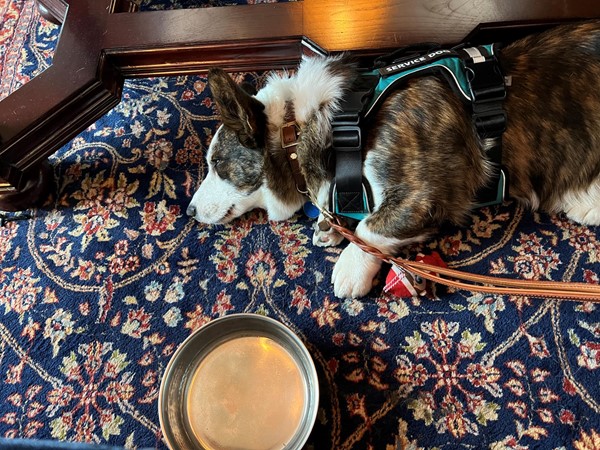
[331,76,378,215]
[460,45,507,206]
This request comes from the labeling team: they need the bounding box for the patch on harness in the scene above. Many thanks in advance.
[378,49,456,76]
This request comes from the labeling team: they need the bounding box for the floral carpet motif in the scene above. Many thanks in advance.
[1,1,600,449]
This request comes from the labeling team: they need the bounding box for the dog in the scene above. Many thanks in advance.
[187,21,600,299]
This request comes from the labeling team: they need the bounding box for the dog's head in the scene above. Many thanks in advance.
[187,69,299,224]
[187,57,356,225]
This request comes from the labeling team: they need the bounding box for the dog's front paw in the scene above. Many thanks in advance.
[332,243,382,298]
[312,223,344,247]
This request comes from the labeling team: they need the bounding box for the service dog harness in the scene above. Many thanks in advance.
[331,43,508,220]
[279,44,600,301]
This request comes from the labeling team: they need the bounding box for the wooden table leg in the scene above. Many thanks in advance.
[0,162,53,211]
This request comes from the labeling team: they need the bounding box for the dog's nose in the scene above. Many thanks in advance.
[186,205,196,217]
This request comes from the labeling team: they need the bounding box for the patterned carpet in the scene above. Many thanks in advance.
[2,1,600,449]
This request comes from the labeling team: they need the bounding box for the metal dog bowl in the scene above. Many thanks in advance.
[159,313,319,450]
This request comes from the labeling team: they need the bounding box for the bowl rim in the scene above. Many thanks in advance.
[158,313,320,450]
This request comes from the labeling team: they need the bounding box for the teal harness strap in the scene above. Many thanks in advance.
[364,48,481,118]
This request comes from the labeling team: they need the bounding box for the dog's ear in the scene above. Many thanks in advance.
[208,68,266,149]
[240,81,257,96]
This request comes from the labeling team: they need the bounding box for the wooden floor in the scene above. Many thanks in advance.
[1,0,599,210]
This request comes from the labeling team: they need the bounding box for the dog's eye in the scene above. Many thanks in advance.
[211,158,221,167]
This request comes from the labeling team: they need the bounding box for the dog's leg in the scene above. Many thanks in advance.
[332,221,426,298]
[556,176,600,225]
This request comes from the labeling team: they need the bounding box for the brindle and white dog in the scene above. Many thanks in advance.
[187,22,600,298]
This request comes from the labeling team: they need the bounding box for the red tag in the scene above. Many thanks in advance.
[384,252,447,298]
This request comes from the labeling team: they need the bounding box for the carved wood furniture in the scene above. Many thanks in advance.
[1,0,599,210]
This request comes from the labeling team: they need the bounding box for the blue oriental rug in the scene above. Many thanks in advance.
[1,1,600,449]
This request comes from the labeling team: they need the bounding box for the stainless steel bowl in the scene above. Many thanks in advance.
[159,313,319,450]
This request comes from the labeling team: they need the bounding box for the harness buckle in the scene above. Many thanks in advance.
[467,59,506,103]
[472,101,507,138]
[332,125,362,152]
[280,121,298,149]
[466,54,507,140]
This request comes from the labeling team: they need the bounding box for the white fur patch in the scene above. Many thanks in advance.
[363,153,384,211]
[332,242,381,298]
[256,55,347,132]
[187,172,259,223]
[187,127,262,223]
[293,55,346,123]
[255,74,294,130]
[526,191,541,211]
[260,188,303,221]
[553,175,600,225]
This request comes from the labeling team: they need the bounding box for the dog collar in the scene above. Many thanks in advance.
[330,43,507,220]
[280,100,307,194]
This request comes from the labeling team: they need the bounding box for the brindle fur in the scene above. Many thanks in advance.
[208,128,264,193]
[194,21,600,297]
[500,22,600,210]
[361,77,486,240]
[359,21,600,241]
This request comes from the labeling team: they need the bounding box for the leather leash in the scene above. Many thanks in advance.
[327,216,600,302]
